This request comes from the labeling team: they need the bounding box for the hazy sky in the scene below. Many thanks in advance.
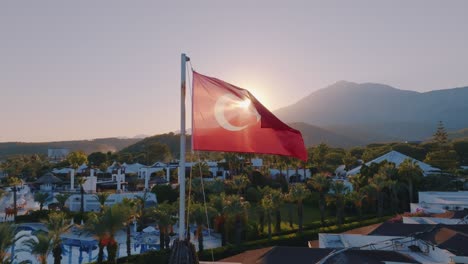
[1,1,468,142]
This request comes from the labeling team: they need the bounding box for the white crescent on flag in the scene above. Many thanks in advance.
[214,94,260,131]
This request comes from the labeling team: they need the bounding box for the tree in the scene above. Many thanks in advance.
[152,184,178,203]
[34,192,49,211]
[369,173,392,217]
[424,150,459,170]
[55,193,71,211]
[189,202,216,252]
[260,193,274,240]
[6,176,22,220]
[342,151,358,171]
[260,187,283,234]
[287,183,310,233]
[99,204,128,263]
[433,121,448,146]
[223,194,250,246]
[231,175,250,195]
[22,233,51,264]
[348,173,368,193]
[346,191,366,219]
[77,177,86,218]
[0,222,24,264]
[87,152,108,167]
[143,142,171,164]
[209,193,228,246]
[94,192,110,213]
[122,198,140,257]
[85,213,107,264]
[148,202,176,250]
[327,181,348,225]
[192,162,211,178]
[66,151,87,170]
[398,159,423,203]
[308,173,330,226]
[46,212,71,264]
[312,143,329,172]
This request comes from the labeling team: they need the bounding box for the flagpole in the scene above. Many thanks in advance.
[179,53,189,240]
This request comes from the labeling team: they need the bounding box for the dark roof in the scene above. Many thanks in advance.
[259,247,333,264]
[369,222,468,237]
[370,223,468,256]
[221,246,420,264]
[36,173,62,184]
[325,249,419,264]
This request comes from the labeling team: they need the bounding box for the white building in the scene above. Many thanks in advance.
[347,150,440,177]
[318,233,459,263]
[65,192,157,212]
[411,191,468,214]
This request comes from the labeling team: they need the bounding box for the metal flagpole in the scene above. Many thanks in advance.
[179,53,189,240]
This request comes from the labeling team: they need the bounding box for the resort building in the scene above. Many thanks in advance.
[346,150,440,176]
[65,192,157,212]
[410,191,468,214]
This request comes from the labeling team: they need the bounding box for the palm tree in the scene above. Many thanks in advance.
[209,193,228,246]
[94,192,110,213]
[346,191,366,219]
[34,192,49,211]
[260,187,283,233]
[22,233,51,264]
[54,193,70,211]
[308,173,331,226]
[148,202,176,250]
[223,194,250,246]
[46,212,71,264]
[369,173,392,217]
[348,173,367,193]
[231,175,250,195]
[100,204,128,263]
[85,213,107,264]
[121,198,140,257]
[189,202,216,252]
[398,159,423,203]
[287,183,310,233]
[327,181,348,225]
[6,177,22,220]
[77,177,86,218]
[260,193,274,240]
[0,222,24,264]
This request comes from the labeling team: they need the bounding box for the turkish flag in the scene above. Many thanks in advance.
[192,71,307,161]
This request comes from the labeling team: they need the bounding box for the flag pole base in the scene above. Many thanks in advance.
[169,239,199,264]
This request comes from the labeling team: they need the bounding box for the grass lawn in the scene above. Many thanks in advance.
[248,203,325,233]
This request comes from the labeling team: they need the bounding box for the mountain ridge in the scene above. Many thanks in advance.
[274,81,468,142]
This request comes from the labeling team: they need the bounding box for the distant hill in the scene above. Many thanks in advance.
[449,128,468,141]
[118,132,190,157]
[275,81,468,142]
[0,138,140,160]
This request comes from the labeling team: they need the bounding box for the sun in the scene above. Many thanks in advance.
[237,99,252,109]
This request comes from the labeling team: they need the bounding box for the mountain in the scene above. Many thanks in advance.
[288,122,364,148]
[0,138,140,160]
[275,81,468,142]
[119,132,190,157]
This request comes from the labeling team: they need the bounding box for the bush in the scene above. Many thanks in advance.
[152,184,178,203]
[244,187,261,203]
[15,210,51,223]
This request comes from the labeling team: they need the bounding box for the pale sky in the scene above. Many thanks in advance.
[1,1,467,142]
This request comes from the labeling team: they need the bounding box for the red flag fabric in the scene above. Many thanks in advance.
[192,71,307,161]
